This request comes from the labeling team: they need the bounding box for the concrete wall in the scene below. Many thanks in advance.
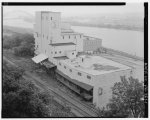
[49,45,76,57]
[83,39,102,51]
[57,60,95,86]
[92,69,132,108]
[66,51,77,59]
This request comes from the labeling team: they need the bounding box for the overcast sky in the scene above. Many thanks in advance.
[3,3,144,17]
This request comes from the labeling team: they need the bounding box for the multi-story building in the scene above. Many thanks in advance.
[32,11,132,108]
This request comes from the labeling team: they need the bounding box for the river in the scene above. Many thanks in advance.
[71,26,144,58]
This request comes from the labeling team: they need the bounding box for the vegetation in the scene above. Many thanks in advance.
[97,76,144,118]
[3,33,34,56]
[2,61,72,118]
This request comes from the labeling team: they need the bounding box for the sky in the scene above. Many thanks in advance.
[3,3,144,17]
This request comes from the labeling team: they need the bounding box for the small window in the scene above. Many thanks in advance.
[69,36,70,39]
[87,75,91,79]
[78,72,82,76]
[55,51,57,54]
[59,51,61,54]
[80,35,82,38]
[43,34,44,38]
[70,69,72,72]
[45,50,46,53]
[63,36,64,39]
[59,63,61,66]
[74,36,76,39]
[72,53,74,55]
[47,36,48,39]
[64,66,66,69]
[51,17,52,20]
[51,52,53,54]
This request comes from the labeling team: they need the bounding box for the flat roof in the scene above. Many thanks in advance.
[83,36,102,41]
[56,69,93,91]
[61,32,83,35]
[32,54,48,64]
[49,42,76,46]
[60,55,131,76]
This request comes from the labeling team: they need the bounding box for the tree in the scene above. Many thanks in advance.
[2,61,72,118]
[106,76,144,118]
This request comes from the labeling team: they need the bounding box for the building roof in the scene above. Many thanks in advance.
[32,54,48,64]
[55,69,93,91]
[61,32,83,35]
[49,42,76,46]
[61,55,132,76]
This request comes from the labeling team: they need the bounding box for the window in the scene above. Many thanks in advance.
[63,36,64,39]
[72,53,74,55]
[36,45,38,49]
[51,17,52,20]
[70,69,72,72]
[69,35,70,39]
[51,52,53,54]
[80,35,82,38]
[55,51,57,54]
[47,36,48,39]
[59,51,61,54]
[45,50,46,53]
[74,36,76,39]
[78,72,82,76]
[59,63,61,66]
[87,75,91,79]
[64,66,66,69]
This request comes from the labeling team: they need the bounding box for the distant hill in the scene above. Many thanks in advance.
[63,13,144,31]
[3,10,144,31]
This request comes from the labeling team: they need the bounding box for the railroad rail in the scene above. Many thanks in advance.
[3,56,98,117]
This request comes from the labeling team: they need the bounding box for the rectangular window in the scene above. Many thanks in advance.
[87,75,91,79]
[78,72,82,76]
[43,34,44,38]
[51,17,52,20]
[70,69,72,72]
[55,51,57,54]
[80,35,81,38]
[59,51,61,54]
[63,36,64,39]
[69,36,70,39]
[64,66,66,69]
[59,63,61,66]
[74,36,76,39]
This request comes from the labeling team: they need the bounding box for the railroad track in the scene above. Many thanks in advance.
[3,56,98,117]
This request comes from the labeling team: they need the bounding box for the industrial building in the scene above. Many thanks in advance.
[32,11,132,108]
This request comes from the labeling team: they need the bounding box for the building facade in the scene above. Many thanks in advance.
[33,11,132,108]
